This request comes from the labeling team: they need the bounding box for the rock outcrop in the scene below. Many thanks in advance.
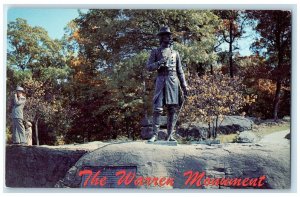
[5,130,290,189]
[141,115,254,140]
[5,145,87,187]
[56,139,290,189]
[236,131,258,143]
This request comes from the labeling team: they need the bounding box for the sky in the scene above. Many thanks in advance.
[7,8,254,56]
[7,8,86,39]
[220,25,256,57]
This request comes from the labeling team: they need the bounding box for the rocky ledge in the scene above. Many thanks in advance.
[5,130,290,189]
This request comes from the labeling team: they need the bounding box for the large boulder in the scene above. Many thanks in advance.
[218,116,254,132]
[282,116,291,122]
[141,116,254,140]
[56,141,290,189]
[5,145,87,187]
[236,131,258,143]
[5,135,290,189]
[177,116,254,140]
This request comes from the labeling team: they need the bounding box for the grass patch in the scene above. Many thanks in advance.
[217,133,238,143]
[216,122,290,143]
[254,122,290,139]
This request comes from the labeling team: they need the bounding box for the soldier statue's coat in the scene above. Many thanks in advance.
[146,46,188,108]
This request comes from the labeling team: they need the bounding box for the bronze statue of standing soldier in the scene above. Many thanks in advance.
[11,86,27,144]
[146,26,189,142]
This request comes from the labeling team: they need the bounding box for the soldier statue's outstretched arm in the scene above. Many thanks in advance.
[146,49,166,71]
[176,51,188,90]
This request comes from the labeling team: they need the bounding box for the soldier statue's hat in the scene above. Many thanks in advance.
[16,86,25,92]
[157,26,172,36]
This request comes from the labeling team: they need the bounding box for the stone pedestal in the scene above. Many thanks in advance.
[190,139,220,145]
[146,140,177,146]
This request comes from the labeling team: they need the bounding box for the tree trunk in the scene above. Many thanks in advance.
[210,64,214,75]
[207,122,211,139]
[229,19,234,78]
[125,116,130,139]
[214,116,218,139]
[35,118,39,146]
[132,128,135,141]
[273,79,282,120]
[87,130,91,142]
[196,63,205,76]
[186,122,192,140]
[273,14,283,121]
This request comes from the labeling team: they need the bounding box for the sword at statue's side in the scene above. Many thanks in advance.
[166,73,189,141]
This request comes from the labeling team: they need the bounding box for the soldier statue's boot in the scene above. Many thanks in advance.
[148,135,157,142]
[148,109,162,142]
[167,105,177,142]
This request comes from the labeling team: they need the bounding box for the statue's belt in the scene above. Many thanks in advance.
[157,68,177,76]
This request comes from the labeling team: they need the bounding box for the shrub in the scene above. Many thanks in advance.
[181,72,255,138]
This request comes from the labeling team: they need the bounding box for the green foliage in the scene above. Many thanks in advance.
[6,18,76,145]
[7,18,65,71]
[70,9,221,69]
